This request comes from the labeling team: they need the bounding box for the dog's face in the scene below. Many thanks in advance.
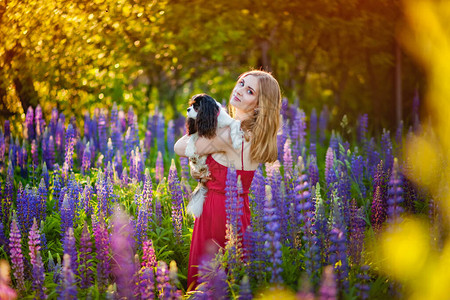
[185,94,219,138]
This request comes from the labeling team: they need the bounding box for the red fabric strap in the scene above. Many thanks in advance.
[241,139,244,171]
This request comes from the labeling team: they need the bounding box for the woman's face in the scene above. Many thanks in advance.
[230,75,259,113]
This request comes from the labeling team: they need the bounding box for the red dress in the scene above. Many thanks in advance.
[187,151,255,290]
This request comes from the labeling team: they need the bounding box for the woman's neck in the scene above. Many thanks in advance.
[234,110,252,121]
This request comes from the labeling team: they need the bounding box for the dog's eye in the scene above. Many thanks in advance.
[193,102,200,110]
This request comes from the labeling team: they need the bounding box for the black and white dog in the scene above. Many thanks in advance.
[185,94,242,217]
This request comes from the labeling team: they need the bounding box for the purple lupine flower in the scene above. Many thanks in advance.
[308,156,319,192]
[349,199,365,265]
[35,104,44,140]
[179,156,189,180]
[291,108,307,160]
[125,127,134,162]
[355,265,370,300]
[0,223,9,254]
[78,221,93,289]
[63,228,77,276]
[249,167,265,226]
[105,138,114,165]
[121,167,129,187]
[62,124,76,181]
[28,219,46,299]
[97,109,108,155]
[60,195,74,238]
[80,177,94,217]
[350,154,367,198]
[319,266,337,300]
[277,121,288,163]
[166,261,182,299]
[168,160,184,243]
[9,214,25,292]
[31,139,38,167]
[155,261,170,298]
[263,186,283,284]
[387,158,404,224]
[283,138,293,180]
[49,108,58,136]
[294,157,312,236]
[41,162,50,190]
[37,178,48,223]
[196,254,228,298]
[325,147,335,184]
[329,194,349,291]
[93,211,111,291]
[357,114,368,145]
[58,254,77,299]
[155,151,164,184]
[154,178,165,227]
[46,135,55,170]
[81,141,91,175]
[26,106,35,141]
[111,205,136,299]
[0,129,5,163]
[136,267,155,299]
[156,113,165,155]
[167,120,175,157]
[144,128,153,151]
[319,106,329,145]
[142,240,157,269]
[55,119,65,163]
[225,166,244,277]
[313,183,328,268]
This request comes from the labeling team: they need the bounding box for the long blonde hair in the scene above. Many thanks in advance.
[229,70,282,163]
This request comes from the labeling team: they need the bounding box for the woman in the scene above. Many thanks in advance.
[174,70,282,290]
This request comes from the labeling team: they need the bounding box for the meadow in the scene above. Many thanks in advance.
[0,99,433,300]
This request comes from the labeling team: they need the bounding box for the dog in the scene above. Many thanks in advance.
[185,93,243,217]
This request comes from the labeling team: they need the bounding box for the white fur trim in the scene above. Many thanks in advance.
[187,183,208,217]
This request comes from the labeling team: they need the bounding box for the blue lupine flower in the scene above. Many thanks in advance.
[263,186,283,284]
[57,254,77,299]
[155,151,164,184]
[93,211,111,291]
[283,138,293,180]
[387,158,404,224]
[308,156,319,192]
[168,161,184,243]
[167,120,175,157]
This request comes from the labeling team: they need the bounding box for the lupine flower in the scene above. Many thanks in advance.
[238,275,252,300]
[47,252,61,283]
[63,228,77,276]
[263,185,283,284]
[81,141,91,175]
[26,106,35,141]
[156,113,165,155]
[249,167,265,232]
[105,138,114,165]
[111,205,136,299]
[308,156,319,191]
[168,160,184,243]
[46,135,55,170]
[28,219,46,299]
[355,265,370,300]
[350,154,367,198]
[0,223,9,254]
[225,166,244,278]
[58,254,77,299]
[97,109,108,155]
[349,199,365,265]
[195,253,228,299]
[37,178,47,223]
[60,194,74,238]
[291,108,307,160]
[387,158,404,224]
[319,106,329,145]
[166,260,182,299]
[121,167,129,187]
[319,265,337,300]
[55,118,65,163]
[41,162,50,190]
[156,261,170,298]
[313,183,328,268]
[155,151,164,184]
[62,124,76,181]
[142,240,157,269]
[135,267,155,299]
[35,104,44,140]
[357,114,368,145]
[3,162,14,223]
[93,211,111,291]
[283,138,293,180]
[167,120,175,157]
[277,120,288,162]
[0,129,5,163]
[39,220,47,253]
[294,157,312,239]
[9,214,25,292]
[329,194,349,291]
[0,260,18,300]
[31,139,38,167]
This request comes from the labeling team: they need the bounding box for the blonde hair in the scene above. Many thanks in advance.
[229,70,282,163]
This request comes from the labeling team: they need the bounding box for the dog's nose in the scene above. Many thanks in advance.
[187,108,191,112]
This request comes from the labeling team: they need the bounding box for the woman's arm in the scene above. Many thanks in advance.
[174,127,232,157]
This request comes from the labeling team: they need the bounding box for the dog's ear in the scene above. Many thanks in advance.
[197,96,219,139]
[186,117,197,135]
